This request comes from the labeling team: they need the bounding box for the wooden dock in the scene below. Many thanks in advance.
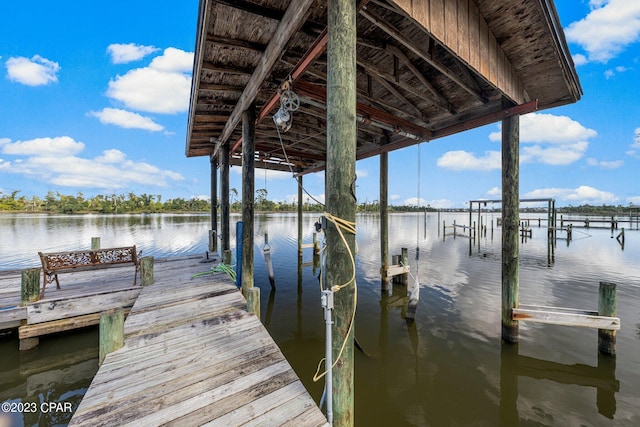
[68,256,329,426]
[0,265,142,345]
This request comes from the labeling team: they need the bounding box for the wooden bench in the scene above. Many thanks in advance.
[38,246,141,298]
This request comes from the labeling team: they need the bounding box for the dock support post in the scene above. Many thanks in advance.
[99,308,124,366]
[298,175,303,257]
[242,104,257,314]
[401,247,409,286]
[247,287,260,319]
[326,0,357,423]
[313,232,321,255]
[236,222,243,288]
[598,282,617,356]
[221,141,231,254]
[91,237,100,250]
[140,256,154,286]
[210,154,218,253]
[469,202,473,237]
[502,114,520,343]
[380,150,389,293]
[21,268,40,305]
[223,249,232,265]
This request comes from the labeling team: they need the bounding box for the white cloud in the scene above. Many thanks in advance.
[463,113,597,169]
[605,65,631,78]
[0,137,183,189]
[106,48,193,114]
[486,187,501,197]
[572,53,588,66]
[564,0,640,63]
[356,168,369,179]
[402,197,454,209]
[489,113,597,144]
[107,43,159,64]
[436,150,501,171]
[0,136,84,156]
[95,149,127,164]
[403,197,427,206]
[89,108,164,132]
[521,141,589,165]
[625,127,640,157]
[586,157,624,169]
[5,55,60,86]
[426,199,455,209]
[524,185,619,204]
[148,47,193,73]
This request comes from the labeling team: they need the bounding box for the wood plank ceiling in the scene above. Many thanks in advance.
[186,0,582,174]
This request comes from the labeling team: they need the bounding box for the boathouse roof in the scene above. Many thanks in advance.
[186,0,582,174]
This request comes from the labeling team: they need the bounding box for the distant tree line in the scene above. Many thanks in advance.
[1,189,635,215]
[0,190,209,214]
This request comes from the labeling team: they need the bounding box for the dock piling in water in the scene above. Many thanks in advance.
[598,282,617,356]
[99,308,124,365]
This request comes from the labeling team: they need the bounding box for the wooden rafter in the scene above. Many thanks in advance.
[360,7,486,102]
[217,0,315,146]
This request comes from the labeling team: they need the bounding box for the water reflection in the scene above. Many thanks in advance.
[500,343,618,425]
[0,329,98,427]
[1,212,639,426]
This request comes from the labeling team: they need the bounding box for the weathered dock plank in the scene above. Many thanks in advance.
[26,287,140,324]
[69,256,328,427]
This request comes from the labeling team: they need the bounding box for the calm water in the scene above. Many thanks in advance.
[1,212,639,426]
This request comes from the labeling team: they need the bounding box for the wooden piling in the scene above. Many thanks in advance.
[99,308,124,366]
[91,237,101,250]
[380,150,389,292]
[616,228,625,248]
[210,155,218,253]
[391,255,399,284]
[598,282,617,356]
[140,256,154,286]
[241,104,256,299]
[501,114,520,343]
[401,247,409,286]
[21,268,40,305]
[313,232,321,255]
[220,141,231,253]
[246,287,261,320]
[326,0,357,423]
[222,249,232,265]
[297,175,303,257]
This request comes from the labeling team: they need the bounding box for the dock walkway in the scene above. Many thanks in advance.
[69,256,328,426]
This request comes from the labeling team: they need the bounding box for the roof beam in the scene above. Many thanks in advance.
[295,80,431,140]
[217,0,315,146]
[360,8,486,103]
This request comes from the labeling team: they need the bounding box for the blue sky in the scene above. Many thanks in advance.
[1,1,639,208]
